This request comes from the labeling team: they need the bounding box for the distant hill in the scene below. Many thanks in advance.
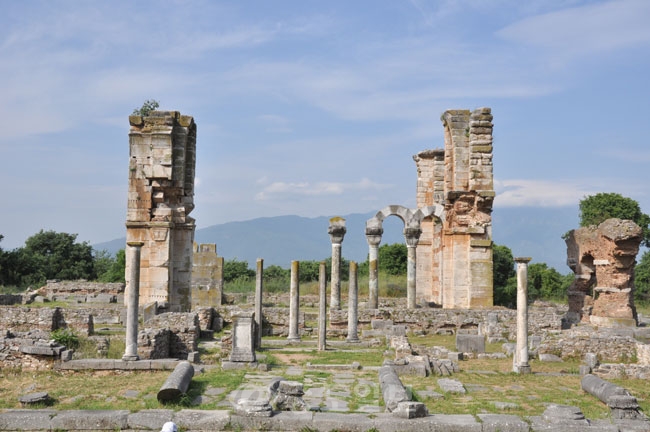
[94,206,579,272]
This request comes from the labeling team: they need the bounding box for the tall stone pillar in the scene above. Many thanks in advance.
[254,258,264,350]
[318,261,327,351]
[287,260,301,342]
[405,227,422,309]
[328,217,346,310]
[366,227,382,309]
[513,257,532,374]
[126,110,196,312]
[347,261,360,343]
[123,241,144,361]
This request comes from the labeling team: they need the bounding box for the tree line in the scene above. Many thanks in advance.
[2,192,649,305]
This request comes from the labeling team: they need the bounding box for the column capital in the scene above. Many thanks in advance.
[514,257,532,264]
[404,227,422,248]
[127,241,145,247]
[328,217,347,244]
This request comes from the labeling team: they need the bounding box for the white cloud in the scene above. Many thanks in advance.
[495,179,598,207]
[255,178,392,201]
[497,0,650,58]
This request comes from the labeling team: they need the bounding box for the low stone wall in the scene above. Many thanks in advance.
[138,313,200,360]
[330,306,564,340]
[0,307,66,332]
[42,280,125,304]
[0,329,65,370]
[538,325,638,362]
[0,294,24,305]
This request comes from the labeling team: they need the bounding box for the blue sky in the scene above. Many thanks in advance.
[1,0,649,250]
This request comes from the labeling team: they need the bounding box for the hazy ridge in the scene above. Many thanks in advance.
[95,206,578,272]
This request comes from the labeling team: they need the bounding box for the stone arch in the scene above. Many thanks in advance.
[365,204,444,309]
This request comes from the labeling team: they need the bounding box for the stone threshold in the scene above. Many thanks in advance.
[55,358,181,371]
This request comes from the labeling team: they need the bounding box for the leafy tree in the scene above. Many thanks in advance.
[263,265,289,283]
[19,230,96,287]
[527,263,568,301]
[96,249,126,283]
[378,243,407,276]
[635,250,650,303]
[579,193,650,247]
[223,258,255,282]
[132,99,160,116]
[492,244,516,307]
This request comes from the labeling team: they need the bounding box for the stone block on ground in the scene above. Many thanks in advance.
[438,378,466,394]
[18,391,50,406]
[0,409,56,430]
[50,410,129,431]
[235,398,273,417]
[393,401,428,419]
[456,333,485,354]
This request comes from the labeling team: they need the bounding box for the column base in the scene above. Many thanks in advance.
[346,337,360,343]
[122,355,140,362]
[287,336,301,343]
[514,364,532,374]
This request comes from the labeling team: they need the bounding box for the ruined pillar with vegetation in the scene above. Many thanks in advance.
[125,110,196,312]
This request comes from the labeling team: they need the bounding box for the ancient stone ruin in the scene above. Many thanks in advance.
[366,107,494,309]
[191,243,224,309]
[565,218,642,327]
[126,110,196,312]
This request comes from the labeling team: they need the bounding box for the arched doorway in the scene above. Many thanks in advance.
[365,205,444,309]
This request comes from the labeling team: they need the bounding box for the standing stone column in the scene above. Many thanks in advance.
[404,227,422,309]
[287,260,301,342]
[318,261,327,351]
[347,261,360,343]
[328,218,346,310]
[254,258,264,350]
[514,257,532,374]
[123,241,144,361]
[366,227,382,309]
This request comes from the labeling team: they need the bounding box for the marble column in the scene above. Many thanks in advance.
[254,258,264,350]
[123,241,144,361]
[318,261,327,351]
[328,217,346,310]
[347,261,360,343]
[287,260,301,342]
[514,257,532,374]
[404,227,422,310]
[366,226,382,309]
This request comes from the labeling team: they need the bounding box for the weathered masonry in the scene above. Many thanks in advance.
[125,111,196,312]
[414,108,495,308]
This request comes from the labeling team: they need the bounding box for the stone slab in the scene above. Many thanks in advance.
[51,410,129,430]
[312,412,373,432]
[478,414,529,432]
[0,409,55,430]
[173,409,231,430]
[127,409,175,430]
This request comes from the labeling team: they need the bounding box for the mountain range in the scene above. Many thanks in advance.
[94,206,579,273]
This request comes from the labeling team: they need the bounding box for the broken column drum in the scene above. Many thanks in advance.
[157,360,194,401]
[328,217,346,310]
[126,111,196,312]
